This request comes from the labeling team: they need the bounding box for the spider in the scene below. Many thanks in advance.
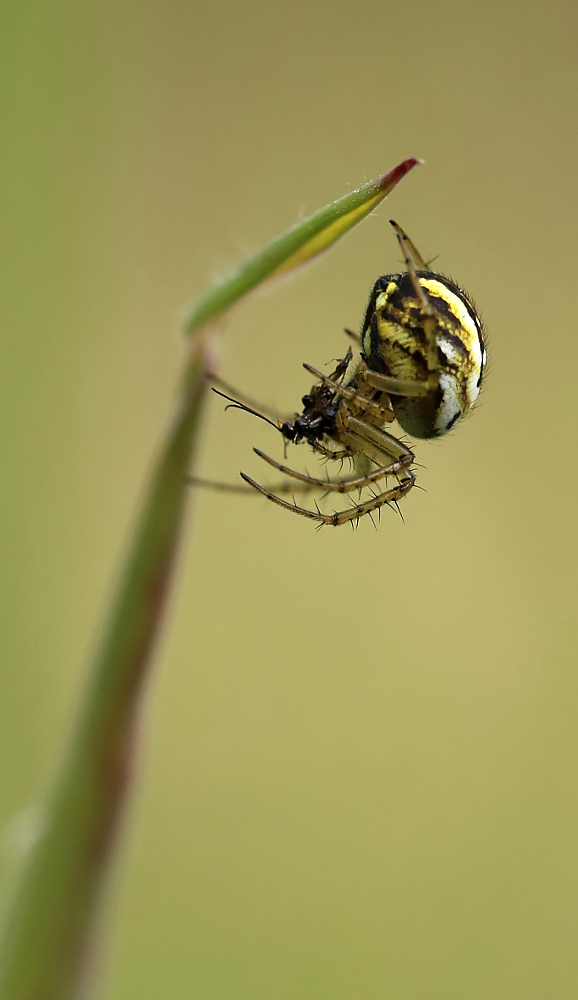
[195,220,486,527]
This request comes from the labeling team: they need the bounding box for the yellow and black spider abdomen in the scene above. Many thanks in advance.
[361,270,486,439]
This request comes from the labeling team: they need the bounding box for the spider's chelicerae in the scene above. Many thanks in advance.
[201,220,486,527]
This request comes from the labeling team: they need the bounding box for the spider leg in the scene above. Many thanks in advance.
[389,220,429,270]
[392,221,439,385]
[308,440,354,461]
[187,476,320,495]
[302,363,393,419]
[339,414,414,466]
[362,369,432,397]
[252,445,411,494]
[240,470,415,526]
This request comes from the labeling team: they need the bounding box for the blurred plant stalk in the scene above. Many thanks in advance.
[0,158,420,1000]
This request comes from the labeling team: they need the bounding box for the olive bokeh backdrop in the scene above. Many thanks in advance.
[3,1,578,997]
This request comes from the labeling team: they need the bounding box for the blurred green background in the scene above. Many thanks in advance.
[2,0,578,997]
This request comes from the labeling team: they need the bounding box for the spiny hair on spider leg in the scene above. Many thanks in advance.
[367,510,378,531]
